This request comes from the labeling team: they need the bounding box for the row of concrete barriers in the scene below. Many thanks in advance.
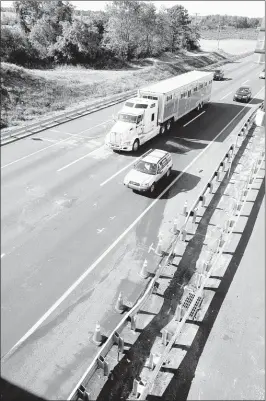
[67,103,262,401]
[0,51,254,146]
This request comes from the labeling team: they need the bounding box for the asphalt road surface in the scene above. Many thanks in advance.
[1,54,264,398]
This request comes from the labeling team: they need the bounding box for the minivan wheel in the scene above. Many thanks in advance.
[197,103,201,111]
[166,168,171,177]
[132,139,139,152]
[150,183,155,193]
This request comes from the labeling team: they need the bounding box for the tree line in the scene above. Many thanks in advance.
[1,0,201,67]
[1,1,261,68]
[195,14,261,30]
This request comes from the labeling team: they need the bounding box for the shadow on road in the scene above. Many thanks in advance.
[118,102,253,162]
[133,170,201,200]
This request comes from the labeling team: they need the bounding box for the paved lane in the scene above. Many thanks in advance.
[1,55,264,398]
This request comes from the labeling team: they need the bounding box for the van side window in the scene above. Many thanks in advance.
[166,95,173,102]
[151,113,154,121]
[187,90,191,97]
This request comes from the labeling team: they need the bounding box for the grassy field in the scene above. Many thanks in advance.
[200,28,259,41]
[0,46,252,129]
[199,39,257,54]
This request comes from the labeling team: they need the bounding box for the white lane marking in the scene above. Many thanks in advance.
[100,148,153,187]
[1,136,74,169]
[242,80,249,85]
[220,91,232,100]
[100,159,136,186]
[57,146,105,172]
[1,122,112,170]
[183,111,205,127]
[2,88,263,362]
[1,253,5,259]
[110,216,116,220]
[77,120,113,135]
[97,228,105,234]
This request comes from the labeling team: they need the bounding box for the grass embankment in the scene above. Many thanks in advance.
[0,49,239,129]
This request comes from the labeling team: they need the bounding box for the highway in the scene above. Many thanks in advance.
[1,54,264,399]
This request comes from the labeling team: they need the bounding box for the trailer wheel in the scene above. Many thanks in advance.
[160,124,166,135]
[132,139,139,152]
[166,119,172,131]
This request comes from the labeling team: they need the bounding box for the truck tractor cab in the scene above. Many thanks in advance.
[105,97,158,151]
[123,97,158,134]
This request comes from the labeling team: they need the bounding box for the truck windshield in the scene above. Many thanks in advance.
[135,160,157,175]
[118,113,137,123]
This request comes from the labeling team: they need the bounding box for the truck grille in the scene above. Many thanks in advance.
[110,132,121,145]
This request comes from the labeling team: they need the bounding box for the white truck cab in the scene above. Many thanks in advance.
[105,97,159,152]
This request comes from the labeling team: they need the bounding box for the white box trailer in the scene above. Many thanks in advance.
[105,70,213,152]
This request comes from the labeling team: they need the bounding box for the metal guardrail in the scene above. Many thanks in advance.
[0,51,253,146]
[137,107,262,400]
[67,103,261,401]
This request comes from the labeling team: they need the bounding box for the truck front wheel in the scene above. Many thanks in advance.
[132,139,140,152]
[160,124,166,135]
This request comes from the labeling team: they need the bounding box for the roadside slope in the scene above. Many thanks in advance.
[1,49,232,129]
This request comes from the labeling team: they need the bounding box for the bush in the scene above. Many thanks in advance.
[0,25,40,67]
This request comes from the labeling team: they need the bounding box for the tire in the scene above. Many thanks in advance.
[132,139,139,152]
[160,124,166,135]
[166,119,172,131]
[197,103,201,111]
[150,183,155,193]
[166,168,171,177]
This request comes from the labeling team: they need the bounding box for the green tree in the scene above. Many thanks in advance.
[54,18,100,63]
[166,5,191,52]
[14,0,43,33]
[102,0,141,60]
[28,1,74,58]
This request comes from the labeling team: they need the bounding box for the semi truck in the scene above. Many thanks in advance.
[105,70,213,152]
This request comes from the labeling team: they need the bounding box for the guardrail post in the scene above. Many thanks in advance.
[97,355,110,376]
[77,385,90,401]
[112,331,124,353]
[181,228,187,242]
[130,314,137,331]
[208,181,214,194]
[174,304,182,322]
[145,353,155,370]
[161,329,168,345]
[183,200,188,216]
[199,194,206,207]
[132,379,139,397]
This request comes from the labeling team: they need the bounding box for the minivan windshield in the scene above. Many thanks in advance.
[118,113,137,123]
[135,160,157,175]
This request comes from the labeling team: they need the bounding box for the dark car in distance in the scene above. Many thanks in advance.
[213,69,224,80]
[233,86,252,103]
